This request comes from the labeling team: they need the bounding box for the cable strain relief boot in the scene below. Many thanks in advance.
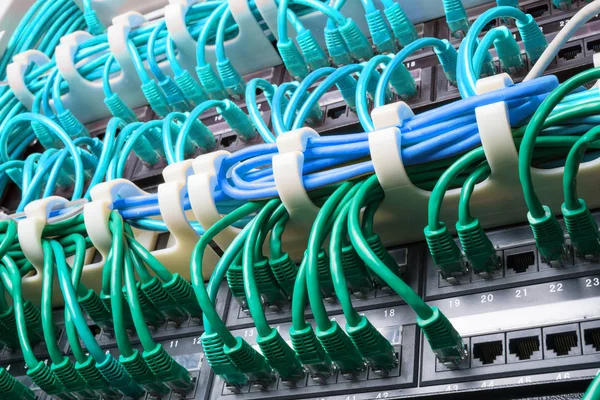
[366,67,394,104]
[418,307,467,369]
[494,27,525,73]
[104,93,137,123]
[562,199,600,259]
[527,205,569,267]
[51,357,96,399]
[219,100,257,142]
[316,321,366,379]
[474,39,496,77]
[32,120,60,149]
[22,300,44,345]
[335,74,358,110]
[256,328,305,386]
[325,26,352,66]
[269,252,298,297]
[84,10,106,35]
[75,357,121,399]
[195,64,228,100]
[226,263,248,310]
[552,0,573,10]
[130,132,160,166]
[141,80,171,117]
[339,18,374,61]
[277,40,309,80]
[384,3,418,48]
[144,344,194,394]
[224,337,276,388]
[424,223,467,279]
[159,76,191,111]
[122,284,166,328]
[289,325,335,381]
[517,14,548,64]
[119,350,170,396]
[96,355,146,399]
[27,361,71,399]
[346,315,397,375]
[434,39,458,85]
[341,244,373,297]
[306,99,324,125]
[141,125,166,159]
[316,249,336,301]
[100,291,133,329]
[387,63,418,100]
[163,273,202,318]
[366,9,396,54]
[456,218,500,277]
[175,70,209,106]
[217,58,247,100]
[365,233,403,276]
[187,119,217,151]
[443,0,469,39]
[58,110,90,140]
[0,367,35,400]
[253,257,288,309]
[140,276,187,325]
[296,30,330,71]
[201,332,247,388]
[5,167,23,191]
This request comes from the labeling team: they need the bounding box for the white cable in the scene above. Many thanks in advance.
[524,0,600,81]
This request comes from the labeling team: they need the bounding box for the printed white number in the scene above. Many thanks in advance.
[515,289,528,298]
[585,278,600,287]
[549,283,563,293]
[480,294,494,303]
[449,299,460,308]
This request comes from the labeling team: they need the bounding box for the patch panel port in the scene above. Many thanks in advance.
[504,246,537,275]
[523,1,551,19]
[557,43,584,63]
[543,324,581,358]
[507,329,542,363]
[581,320,600,355]
[471,334,505,367]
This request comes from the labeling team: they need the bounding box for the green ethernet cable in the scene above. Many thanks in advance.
[349,175,467,369]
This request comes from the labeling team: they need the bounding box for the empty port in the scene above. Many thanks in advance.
[472,334,505,367]
[524,2,550,18]
[89,324,102,337]
[509,336,540,360]
[220,135,236,148]
[582,321,600,354]
[558,44,583,61]
[544,324,581,357]
[326,105,346,120]
[505,249,536,274]
[587,39,600,54]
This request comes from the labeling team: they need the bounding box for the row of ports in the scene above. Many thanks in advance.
[438,320,600,371]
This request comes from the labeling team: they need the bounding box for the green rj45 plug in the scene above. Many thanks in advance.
[254,257,288,309]
[339,18,374,61]
[141,80,172,117]
[201,332,248,388]
[341,244,373,296]
[553,0,573,10]
[475,39,496,77]
[0,308,21,349]
[122,284,165,327]
[174,70,209,106]
[163,273,203,318]
[51,357,97,400]
[217,58,247,100]
[494,27,524,73]
[58,110,90,139]
[443,0,469,39]
[83,10,105,35]
[186,118,217,151]
[256,328,305,385]
[269,252,298,297]
[75,357,121,400]
[562,199,600,258]
[384,3,418,48]
[227,262,248,309]
[365,10,396,54]
[277,40,309,80]
[456,218,500,276]
[388,63,418,100]
[335,74,358,110]
[325,26,353,66]
[424,222,468,279]
[196,64,229,100]
[144,344,194,394]
[141,276,188,324]
[224,337,276,388]
[27,361,75,400]
[95,355,146,399]
[296,30,330,71]
[317,321,366,378]
[366,233,404,276]
[0,368,35,400]
[517,14,548,64]
[104,93,138,123]
[23,300,45,344]
[528,206,569,267]
[434,39,459,85]
[289,325,336,381]
[159,76,192,112]
[417,307,467,369]
[316,249,336,300]
[219,100,257,142]
[346,316,398,375]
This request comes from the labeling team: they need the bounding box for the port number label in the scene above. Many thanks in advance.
[192,336,202,345]
[585,278,600,287]
[345,396,356,400]
[244,328,255,337]
[481,380,494,387]
[556,372,571,380]
[448,299,460,308]
[518,376,532,384]
[480,294,494,303]
[515,288,528,298]
[170,340,179,348]
[549,283,563,293]
[375,392,389,398]
[445,384,459,391]
[384,309,395,318]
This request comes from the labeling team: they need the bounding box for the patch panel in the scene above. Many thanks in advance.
[225,245,420,329]
[425,211,600,300]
